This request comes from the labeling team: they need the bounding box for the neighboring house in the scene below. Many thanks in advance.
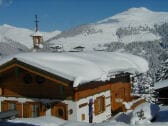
[154,80,168,105]
[49,44,64,52]
[93,45,107,51]
[70,46,85,52]
[0,52,148,123]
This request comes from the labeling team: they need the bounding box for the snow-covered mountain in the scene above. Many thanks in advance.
[46,7,168,51]
[1,7,168,53]
[0,24,61,48]
[0,24,61,56]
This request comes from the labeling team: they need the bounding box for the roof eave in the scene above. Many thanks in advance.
[0,58,73,87]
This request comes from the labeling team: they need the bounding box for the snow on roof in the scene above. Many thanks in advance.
[154,80,168,90]
[0,52,148,87]
[32,31,43,37]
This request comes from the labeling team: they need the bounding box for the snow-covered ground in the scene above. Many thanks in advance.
[1,104,168,126]
[130,102,160,124]
[8,116,66,126]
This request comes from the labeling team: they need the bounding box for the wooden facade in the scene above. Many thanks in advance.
[1,100,22,117]
[0,59,133,120]
[0,67,73,99]
[74,74,131,114]
[51,102,68,120]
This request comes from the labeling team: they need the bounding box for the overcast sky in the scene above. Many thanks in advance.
[0,0,168,32]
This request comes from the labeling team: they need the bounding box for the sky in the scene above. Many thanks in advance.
[0,0,168,32]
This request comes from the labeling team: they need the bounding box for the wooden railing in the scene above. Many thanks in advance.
[130,99,145,110]
[122,96,145,111]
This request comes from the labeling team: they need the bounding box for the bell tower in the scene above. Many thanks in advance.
[32,15,43,50]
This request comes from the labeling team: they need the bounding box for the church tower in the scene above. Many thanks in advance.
[32,15,43,50]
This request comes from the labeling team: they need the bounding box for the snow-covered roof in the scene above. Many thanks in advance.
[154,80,168,90]
[32,31,43,37]
[0,52,148,87]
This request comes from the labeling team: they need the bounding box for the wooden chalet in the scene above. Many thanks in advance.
[0,52,148,123]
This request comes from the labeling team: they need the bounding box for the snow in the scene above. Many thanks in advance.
[48,7,168,51]
[60,121,90,126]
[9,116,66,126]
[1,105,168,126]
[130,102,160,124]
[123,97,144,109]
[0,24,61,49]
[98,7,168,26]
[32,31,43,36]
[154,80,168,90]
[120,32,160,44]
[0,7,167,52]
[0,52,148,87]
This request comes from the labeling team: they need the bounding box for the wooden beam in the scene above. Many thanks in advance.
[0,63,69,87]
[16,64,69,86]
[0,64,16,73]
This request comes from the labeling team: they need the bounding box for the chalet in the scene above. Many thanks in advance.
[49,44,64,52]
[154,80,168,105]
[0,52,148,123]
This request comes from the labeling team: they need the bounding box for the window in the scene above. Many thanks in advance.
[119,88,125,99]
[23,102,41,118]
[35,75,45,84]
[1,101,22,118]
[58,108,64,118]
[23,74,32,84]
[51,103,67,120]
[81,114,85,120]
[8,103,16,110]
[31,104,40,117]
[94,96,105,115]
[59,85,64,96]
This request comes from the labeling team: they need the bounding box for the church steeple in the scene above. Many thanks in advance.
[32,14,43,51]
[34,14,39,32]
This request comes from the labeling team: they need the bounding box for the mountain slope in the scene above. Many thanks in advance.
[46,7,168,51]
[0,24,61,56]
[98,7,168,26]
[0,24,61,49]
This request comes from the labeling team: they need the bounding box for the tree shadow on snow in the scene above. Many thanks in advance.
[0,121,36,126]
[155,110,168,122]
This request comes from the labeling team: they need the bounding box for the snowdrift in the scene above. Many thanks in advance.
[130,102,160,124]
